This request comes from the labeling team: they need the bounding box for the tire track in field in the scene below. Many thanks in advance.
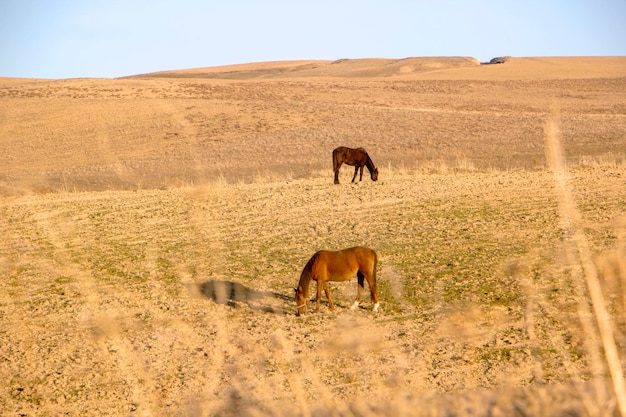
[0,197,118,413]
[6,194,162,415]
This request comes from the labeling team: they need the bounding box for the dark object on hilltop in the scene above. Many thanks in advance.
[482,56,510,65]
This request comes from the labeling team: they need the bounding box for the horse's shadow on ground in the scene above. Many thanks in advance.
[187,280,292,315]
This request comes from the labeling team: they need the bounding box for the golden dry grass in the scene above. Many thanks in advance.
[1,57,626,416]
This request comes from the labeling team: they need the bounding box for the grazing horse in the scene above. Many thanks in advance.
[333,146,379,184]
[294,246,380,315]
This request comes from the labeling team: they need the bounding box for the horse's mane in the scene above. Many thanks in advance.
[298,251,319,295]
[365,154,377,173]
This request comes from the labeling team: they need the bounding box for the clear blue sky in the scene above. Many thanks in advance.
[1,0,625,79]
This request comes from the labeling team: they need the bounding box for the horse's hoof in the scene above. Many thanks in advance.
[350,301,359,311]
[373,303,380,312]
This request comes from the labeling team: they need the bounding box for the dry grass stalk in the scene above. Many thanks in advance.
[544,107,626,416]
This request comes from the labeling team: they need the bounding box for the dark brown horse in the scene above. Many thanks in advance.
[294,246,379,315]
[332,146,379,184]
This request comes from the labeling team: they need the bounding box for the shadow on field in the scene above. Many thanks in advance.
[188,280,292,315]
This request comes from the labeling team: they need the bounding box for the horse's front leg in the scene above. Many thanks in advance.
[314,280,322,313]
[351,166,359,183]
[359,165,364,181]
[323,281,334,310]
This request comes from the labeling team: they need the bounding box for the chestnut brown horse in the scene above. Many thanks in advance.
[294,246,379,315]
[333,146,379,184]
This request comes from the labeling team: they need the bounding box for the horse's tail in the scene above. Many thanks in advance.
[332,148,339,172]
[370,249,379,303]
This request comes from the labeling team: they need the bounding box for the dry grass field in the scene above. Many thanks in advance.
[1,57,626,416]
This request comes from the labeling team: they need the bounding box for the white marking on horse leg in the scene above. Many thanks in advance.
[350,301,359,311]
[373,303,380,312]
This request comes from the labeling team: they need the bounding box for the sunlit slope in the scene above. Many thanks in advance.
[1,56,625,194]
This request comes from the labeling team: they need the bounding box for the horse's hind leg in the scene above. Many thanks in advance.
[334,162,342,184]
[351,272,365,310]
[364,271,380,312]
[333,152,342,184]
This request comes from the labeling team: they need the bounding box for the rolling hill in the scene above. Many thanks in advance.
[1,56,626,416]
